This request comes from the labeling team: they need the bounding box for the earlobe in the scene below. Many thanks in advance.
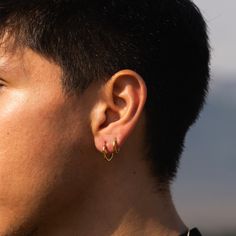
[102,137,120,162]
[91,69,147,159]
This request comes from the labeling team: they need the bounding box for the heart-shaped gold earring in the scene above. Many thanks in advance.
[102,138,120,162]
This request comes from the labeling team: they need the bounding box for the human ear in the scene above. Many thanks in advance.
[90,69,147,158]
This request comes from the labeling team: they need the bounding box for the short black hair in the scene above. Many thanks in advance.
[0,0,210,185]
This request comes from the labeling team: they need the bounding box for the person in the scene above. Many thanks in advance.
[0,0,210,235]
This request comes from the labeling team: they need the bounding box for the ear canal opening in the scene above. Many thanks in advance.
[99,108,120,129]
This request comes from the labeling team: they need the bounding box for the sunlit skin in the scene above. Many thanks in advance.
[0,42,187,236]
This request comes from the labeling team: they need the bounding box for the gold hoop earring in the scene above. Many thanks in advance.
[102,141,113,162]
[102,138,120,162]
[113,137,120,154]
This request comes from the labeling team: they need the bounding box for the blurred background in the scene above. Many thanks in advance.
[172,1,236,235]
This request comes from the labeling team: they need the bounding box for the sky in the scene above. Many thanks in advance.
[193,0,236,78]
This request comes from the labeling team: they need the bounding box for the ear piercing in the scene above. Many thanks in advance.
[102,138,120,162]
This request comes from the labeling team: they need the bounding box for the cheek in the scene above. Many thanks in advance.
[0,89,78,222]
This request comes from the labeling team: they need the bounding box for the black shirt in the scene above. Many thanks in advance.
[180,228,202,236]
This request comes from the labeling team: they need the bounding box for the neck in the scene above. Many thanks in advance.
[35,155,187,236]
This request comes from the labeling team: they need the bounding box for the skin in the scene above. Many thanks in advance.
[0,42,187,236]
